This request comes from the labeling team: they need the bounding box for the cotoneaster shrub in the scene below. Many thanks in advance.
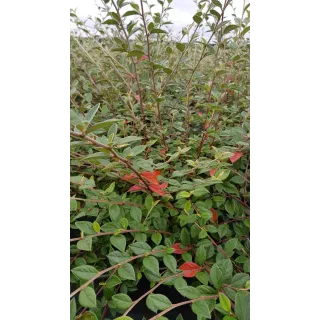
[70,0,250,319]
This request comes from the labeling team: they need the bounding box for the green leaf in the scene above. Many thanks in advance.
[177,286,201,299]
[235,291,250,320]
[92,221,100,233]
[241,26,250,37]
[105,275,122,288]
[195,246,207,265]
[127,50,145,58]
[108,123,118,137]
[130,3,140,11]
[199,230,208,239]
[210,264,223,289]
[191,300,211,318]
[145,195,153,211]
[143,256,159,274]
[163,255,177,273]
[75,221,95,235]
[150,28,168,34]
[70,297,76,320]
[231,273,250,288]
[118,263,136,280]
[215,169,230,181]
[112,293,132,310]
[196,271,209,285]
[103,19,119,25]
[120,218,128,229]
[109,204,121,222]
[223,316,237,320]
[176,191,190,200]
[223,24,239,35]
[224,199,235,216]
[176,43,186,51]
[130,207,142,222]
[107,251,130,265]
[219,292,231,312]
[70,198,77,211]
[129,242,151,255]
[114,317,134,320]
[174,277,188,291]
[212,0,222,9]
[77,237,92,251]
[71,265,99,281]
[131,145,147,156]
[218,224,229,238]
[192,187,209,197]
[84,103,100,124]
[79,287,96,308]
[147,22,155,32]
[151,232,162,245]
[193,15,202,24]
[181,228,190,245]
[86,119,122,133]
[80,311,98,320]
[146,294,172,313]
[110,234,126,252]
[123,10,140,17]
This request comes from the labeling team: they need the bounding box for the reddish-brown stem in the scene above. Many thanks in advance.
[123,273,183,316]
[110,0,148,140]
[148,295,218,320]
[70,249,165,298]
[70,131,153,192]
[139,0,167,148]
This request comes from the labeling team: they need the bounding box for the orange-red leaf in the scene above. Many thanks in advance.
[137,55,148,63]
[179,262,201,278]
[141,171,159,185]
[209,169,217,177]
[229,151,242,163]
[128,185,145,192]
[149,184,165,196]
[154,170,161,177]
[203,122,209,130]
[122,173,137,181]
[210,208,219,222]
[172,243,189,254]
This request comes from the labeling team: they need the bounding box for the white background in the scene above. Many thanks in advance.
[0,0,320,319]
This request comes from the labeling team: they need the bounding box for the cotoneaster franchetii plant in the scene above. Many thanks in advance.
[70,0,250,319]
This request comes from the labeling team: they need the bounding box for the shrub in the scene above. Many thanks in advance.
[70,0,250,319]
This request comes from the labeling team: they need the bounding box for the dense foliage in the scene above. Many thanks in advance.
[70,0,250,319]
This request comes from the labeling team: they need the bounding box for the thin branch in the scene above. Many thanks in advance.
[70,249,165,298]
[149,295,218,320]
[70,131,153,192]
[123,273,183,316]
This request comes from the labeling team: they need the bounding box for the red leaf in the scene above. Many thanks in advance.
[179,262,201,278]
[203,122,209,130]
[136,55,148,63]
[141,171,159,185]
[159,182,168,189]
[172,243,189,254]
[210,208,219,222]
[209,169,217,177]
[160,149,167,156]
[128,185,145,192]
[197,112,203,116]
[154,170,161,177]
[149,184,165,196]
[229,151,242,163]
[122,173,137,181]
